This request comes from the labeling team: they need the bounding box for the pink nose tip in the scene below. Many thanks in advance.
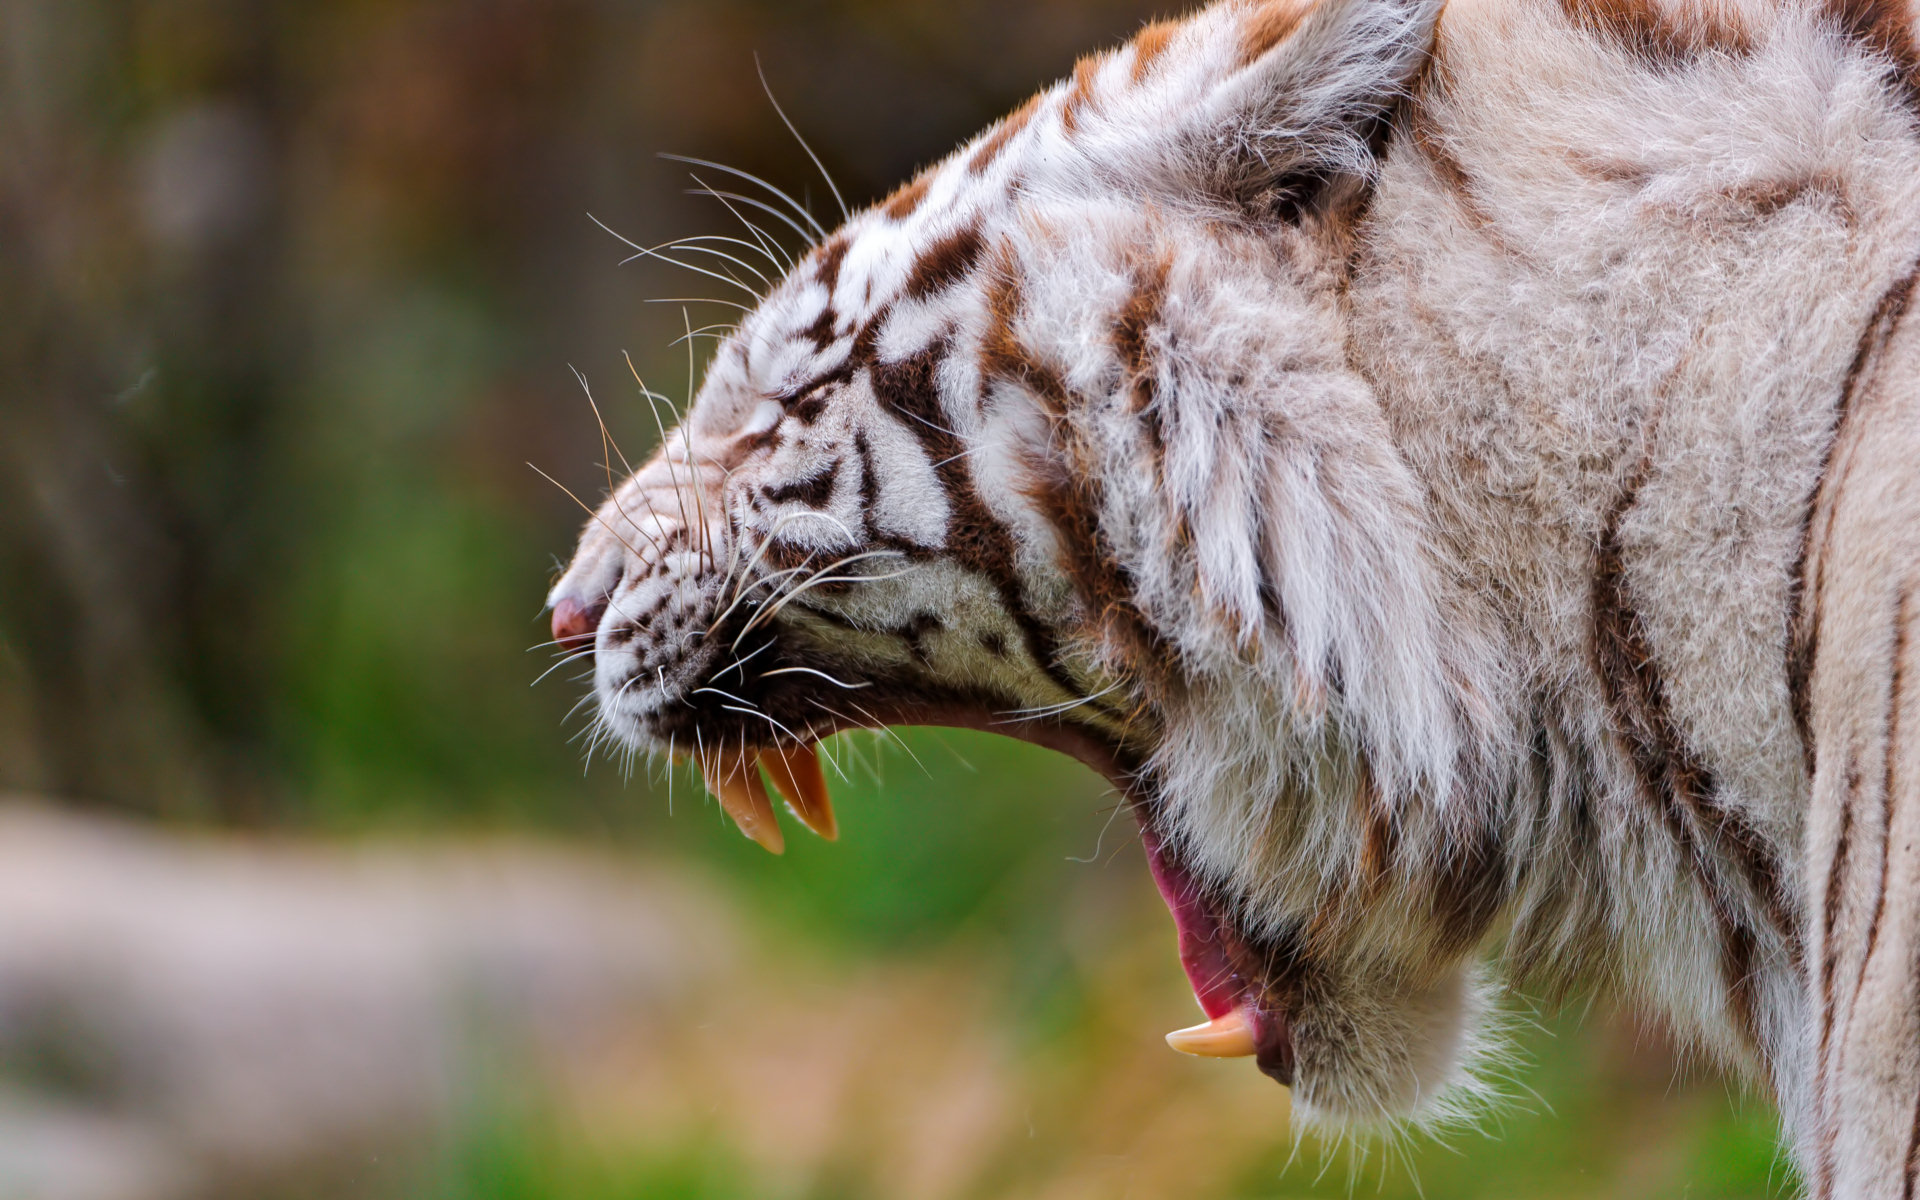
[551,598,603,652]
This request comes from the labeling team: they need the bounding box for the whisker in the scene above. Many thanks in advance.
[755,55,849,223]
[531,647,599,688]
[620,246,763,300]
[666,241,775,292]
[644,296,755,313]
[572,365,665,560]
[626,352,701,561]
[712,638,776,684]
[847,700,933,779]
[686,177,797,273]
[998,679,1129,721]
[888,400,963,440]
[659,153,828,241]
[687,185,818,255]
[692,685,761,710]
[671,322,740,349]
[680,308,717,565]
[527,462,647,562]
[758,666,873,691]
[739,559,918,641]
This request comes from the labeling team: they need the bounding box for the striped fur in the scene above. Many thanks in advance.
[548,0,1920,1185]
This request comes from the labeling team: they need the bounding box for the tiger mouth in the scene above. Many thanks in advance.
[560,595,1294,1079]
[684,709,1296,1084]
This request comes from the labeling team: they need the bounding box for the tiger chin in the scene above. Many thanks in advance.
[548,0,1920,1186]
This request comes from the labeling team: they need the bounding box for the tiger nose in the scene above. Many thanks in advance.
[551,597,605,653]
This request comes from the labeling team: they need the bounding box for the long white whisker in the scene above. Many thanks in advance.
[755,55,848,222]
[997,679,1128,722]
[711,639,776,684]
[528,462,648,562]
[625,353,701,560]
[644,296,755,313]
[531,648,599,688]
[673,232,785,271]
[671,322,740,349]
[659,153,828,240]
[687,178,796,272]
[622,247,763,299]
[667,242,775,292]
[740,563,919,640]
[679,308,717,566]
[847,701,932,780]
[687,185,818,254]
[758,666,873,691]
[571,365,665,561]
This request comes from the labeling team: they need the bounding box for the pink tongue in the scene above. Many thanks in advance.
[1139,827,1242,1020]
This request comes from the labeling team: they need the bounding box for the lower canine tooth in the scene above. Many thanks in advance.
[698,749,785,855]
[1165,1009,1257,1058]
[758,743,836,841]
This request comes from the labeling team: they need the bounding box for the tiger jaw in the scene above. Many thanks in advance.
[548,530,1290,1074]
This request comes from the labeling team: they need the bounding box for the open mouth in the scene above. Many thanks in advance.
[683,720,1296,1085]
[553,596,1294,1082]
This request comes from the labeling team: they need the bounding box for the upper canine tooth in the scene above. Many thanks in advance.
[758,742,837,841]
[698,748,785,855]
[1164,1008,1257,1059]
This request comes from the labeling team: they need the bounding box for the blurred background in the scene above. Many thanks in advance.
[0,1,1792,1196]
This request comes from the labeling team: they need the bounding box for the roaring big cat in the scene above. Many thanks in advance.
[546,0,1920,1191]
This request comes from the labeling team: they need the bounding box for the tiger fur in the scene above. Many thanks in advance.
[545,0,1920,1190]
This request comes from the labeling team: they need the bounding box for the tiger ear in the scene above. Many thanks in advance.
[1068,0,1440,218]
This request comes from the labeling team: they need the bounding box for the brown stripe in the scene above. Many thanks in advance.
[1406,85,1514,249]
[1905,1081,1920,1200]
[1790,260,1920,771]
[1131,19,1180,82]
[848,312,1087,708]
[1560,0,1754,65]
[1113,254,1170,412]
[1828,0,1920,112]
[814,234,850,291]
[1851,590,1913,1026]
[1060,55,1102,135]
[969,93,1043,176]
[882,176,931,221]
[1242,0,1308,64]
[903,224,985,300]
[1818,753,1860,1074]
[981,263,1073,412]
[1594,457,1799,1043]
[984,260,1163,664]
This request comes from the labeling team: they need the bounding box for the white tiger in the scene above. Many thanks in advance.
[546,0,1920,1191]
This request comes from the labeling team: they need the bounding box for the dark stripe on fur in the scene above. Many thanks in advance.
[1559,0,1754,66]
[1061,56,1102,135]
[969,94,1043,176]
[1790,260,1920,774]
[984,260,1166,666]
[848,316,1090,708]
[904,224,986,300]
[1131,19,1180,82]
[1827,0,1920,112]
[1242,0,1308,65]
[1818,753,1860,1093]
[882,176,931,221]
[1853,591,1912,1030]
[1595,462,1798,1044]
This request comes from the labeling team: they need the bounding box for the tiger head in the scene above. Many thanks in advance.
[547,0,1514,1130]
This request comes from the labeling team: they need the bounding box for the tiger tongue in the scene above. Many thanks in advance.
[696,742,837,853]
